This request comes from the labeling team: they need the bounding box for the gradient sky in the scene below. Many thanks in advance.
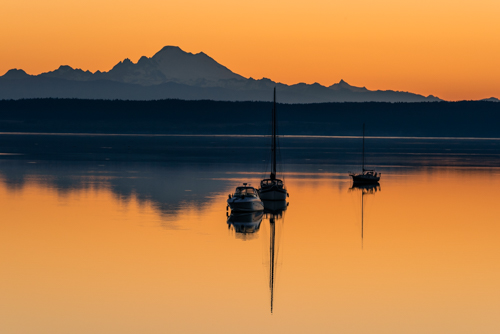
[2,0,499,100]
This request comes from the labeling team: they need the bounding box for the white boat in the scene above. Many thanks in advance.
[259,88,288,201]
[227,183,264,212]
[349,124,381,185]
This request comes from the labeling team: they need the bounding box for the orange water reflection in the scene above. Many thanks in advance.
[1,168,500,333]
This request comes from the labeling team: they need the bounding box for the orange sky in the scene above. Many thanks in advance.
[2,0,499,100]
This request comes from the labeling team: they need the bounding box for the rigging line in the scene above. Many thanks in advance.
[275,106,286,182]
[263,114,273,179]
[277,139,285,182]
[263,141,272,178]
[267,104,274,179]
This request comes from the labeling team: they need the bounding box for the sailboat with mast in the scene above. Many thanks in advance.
[349,123,381,184]
[259,88,288,201]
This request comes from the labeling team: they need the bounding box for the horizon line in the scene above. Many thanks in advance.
[2,132,500,141]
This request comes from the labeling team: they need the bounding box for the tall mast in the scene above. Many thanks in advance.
[271,87,277,180]
[362,123,365,172]
[269,215,276,313]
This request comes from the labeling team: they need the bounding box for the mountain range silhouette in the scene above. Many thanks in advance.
[0,45,487,102]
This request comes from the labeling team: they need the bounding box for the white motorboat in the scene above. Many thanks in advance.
[227,183,264,212]
[259,88,288,201]
[349,123,381,185]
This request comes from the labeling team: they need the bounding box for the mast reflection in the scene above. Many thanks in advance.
[225,200,288,313]
[263,200,287,314]
[349,183,380,248]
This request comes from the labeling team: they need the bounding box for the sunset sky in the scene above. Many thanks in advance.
[2,0,499,101]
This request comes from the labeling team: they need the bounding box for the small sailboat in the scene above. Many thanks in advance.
[259,88,288,201]
[349,124,381,184]
[227,183,264,212]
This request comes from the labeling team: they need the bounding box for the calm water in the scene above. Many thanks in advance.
[1,134,500,333]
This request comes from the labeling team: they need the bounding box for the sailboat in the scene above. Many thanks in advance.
[349,123,381,184]
[259,88,288,201]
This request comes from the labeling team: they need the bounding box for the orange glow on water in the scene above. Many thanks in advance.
[2,0,499,100]
[1,168,500,333]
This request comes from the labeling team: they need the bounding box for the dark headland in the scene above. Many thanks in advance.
[0,98,499,138]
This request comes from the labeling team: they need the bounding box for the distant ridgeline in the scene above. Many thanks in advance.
[0,99,499,137]
[0,46,442,103]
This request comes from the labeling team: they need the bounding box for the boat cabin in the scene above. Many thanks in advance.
[260,179,284,187]
[234,187,259,197]
[363,170,379,177]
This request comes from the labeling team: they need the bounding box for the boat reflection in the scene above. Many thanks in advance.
[350,183,380,248]
[263,199,288,215]
[226,200,288,313]
[350,183,380,194]
[226,211,264,240]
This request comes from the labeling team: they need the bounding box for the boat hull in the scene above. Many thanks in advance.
[259,186,288,201]
[350,174,380,184]
[227,198,264,212]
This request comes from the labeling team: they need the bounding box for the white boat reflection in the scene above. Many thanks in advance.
[226,211,264,240]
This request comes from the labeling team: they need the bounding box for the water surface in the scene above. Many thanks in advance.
[0,134,499,333]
